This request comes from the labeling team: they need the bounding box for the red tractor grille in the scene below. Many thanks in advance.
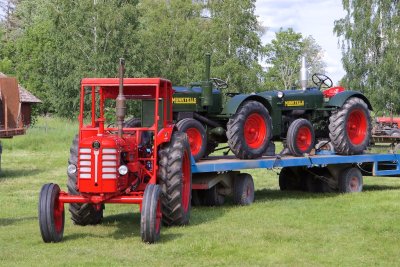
[78,147,118,181]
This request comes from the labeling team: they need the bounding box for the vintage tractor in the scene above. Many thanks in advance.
[38,60,192,243]
[173,55,372,160]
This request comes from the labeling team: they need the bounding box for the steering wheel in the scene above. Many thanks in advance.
[312,73,333,89]
[210,78,228,89]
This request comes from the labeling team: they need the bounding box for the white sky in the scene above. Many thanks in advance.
[255,0,346,85]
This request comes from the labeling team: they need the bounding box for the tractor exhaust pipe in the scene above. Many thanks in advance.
[201,53,213,107]
[300,56,307,90]
[116,58,126,138]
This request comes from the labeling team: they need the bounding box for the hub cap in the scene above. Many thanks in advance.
[296,126,312,152]
[186,128,203,156]
[244,113,267,149]
[347,109,367,145]
[350,176,359,192]
[54,199,63,233]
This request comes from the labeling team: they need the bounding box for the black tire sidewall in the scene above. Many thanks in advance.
[176,118,207,161]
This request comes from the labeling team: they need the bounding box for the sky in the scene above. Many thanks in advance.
[255,0,346,85]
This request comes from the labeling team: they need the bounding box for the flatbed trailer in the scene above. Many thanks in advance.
[190,152,400,206]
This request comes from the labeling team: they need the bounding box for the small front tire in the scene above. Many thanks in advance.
[39,183,65,243]
[141,184,162,243]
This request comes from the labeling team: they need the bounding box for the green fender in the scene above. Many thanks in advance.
[327,91,373,110]
[222,94,273,116]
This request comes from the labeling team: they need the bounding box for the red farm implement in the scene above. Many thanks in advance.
[38,60,192,243]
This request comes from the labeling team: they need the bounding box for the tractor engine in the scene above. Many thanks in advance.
[77,135,139,194]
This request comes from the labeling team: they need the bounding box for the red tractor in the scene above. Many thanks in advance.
[38,60,192,243]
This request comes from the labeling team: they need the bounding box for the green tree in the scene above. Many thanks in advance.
[334,0,400,114]
[263,28,326,89]
[10,0,141,117]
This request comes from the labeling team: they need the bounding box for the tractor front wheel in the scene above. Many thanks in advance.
[329,97,371,154]
[286,119,315,156]
[227,101,272,159]
[67,135,103,225]
[141,184,162,243]
[176,118,207,161]
[39,183,65,243]
[158,131,192,226]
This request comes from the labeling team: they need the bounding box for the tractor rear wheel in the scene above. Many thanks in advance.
[286,119,315,156]
[176,118,207,161]
[67,136,103,225]
[329,97,371,155]
[227,101,272,159]
[141,184,162,243]
[338,167,363,193]
[233,173,254,205]
[158,131,192,226]
[39,183,64,243]
[124,117,141,127]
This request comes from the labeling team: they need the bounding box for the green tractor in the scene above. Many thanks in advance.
[173,54,372,161]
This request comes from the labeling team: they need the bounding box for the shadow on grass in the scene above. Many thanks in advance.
[0,216,36,226]
[0,168,43,179]
[101,212,183,242]
[255,188,339,203]
[363,184,400,191]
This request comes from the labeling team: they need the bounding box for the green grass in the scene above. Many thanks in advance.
[1,117,400,266]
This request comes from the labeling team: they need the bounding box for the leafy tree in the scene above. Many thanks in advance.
[263,28,326,89]
[334,0,400,114]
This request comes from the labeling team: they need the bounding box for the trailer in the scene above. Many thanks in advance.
[190,148,400,206]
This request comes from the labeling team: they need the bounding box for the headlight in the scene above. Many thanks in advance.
[277,91,284,98]
[67,164,77,174]
[118,165,128,175]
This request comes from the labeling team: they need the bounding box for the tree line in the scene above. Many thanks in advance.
[0,0,325,118]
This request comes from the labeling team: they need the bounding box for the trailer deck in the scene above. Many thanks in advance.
[192,153,400,177]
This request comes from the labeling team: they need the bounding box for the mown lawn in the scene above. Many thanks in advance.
[1,117,400,266]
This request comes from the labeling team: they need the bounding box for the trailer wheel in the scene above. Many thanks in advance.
[67,136,103,225]
[158,131,192,226]
[202,185,225,206]
[141,184,162,243]
[338,167,363,193]
[233,173,254,205]
[329,97,371,155]
[39,183,64,243]
[176,118,207,161]
[227,101,272,159]
[286,119,315,156]
[279,167,302,191]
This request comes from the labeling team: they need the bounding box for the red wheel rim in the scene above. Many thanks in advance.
[296,126,312,152]
[186,128,203,156]
[244,113,267,149]
[181,150,191,212]
[347,109,367,145]
[350,176,359,191]
[53,199,63,233]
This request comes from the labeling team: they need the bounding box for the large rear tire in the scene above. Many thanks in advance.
[158,131,192,226]
[141,184,162,243]
[67,136,103,225]
[286,119,315,156]
[39,183,64,243]
[329,97,371,155]
[176,118,207,161]
[227,101,272,159]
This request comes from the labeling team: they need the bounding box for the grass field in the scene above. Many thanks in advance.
[1,117,400,266]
